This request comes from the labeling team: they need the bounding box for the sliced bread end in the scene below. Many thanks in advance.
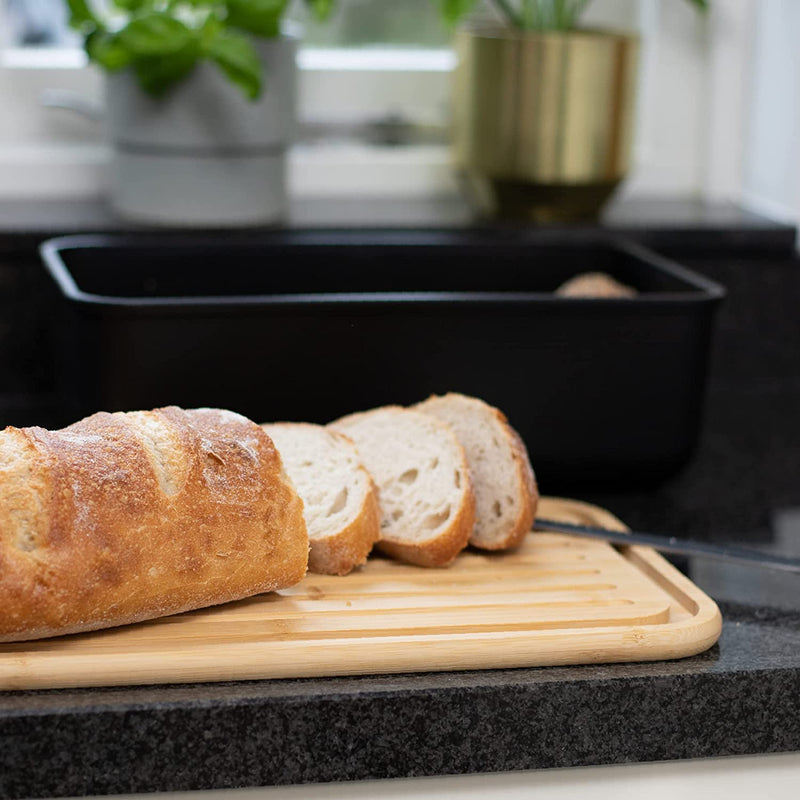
[414,393,538,551]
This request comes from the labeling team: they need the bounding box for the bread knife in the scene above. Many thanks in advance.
[534,518,800,574]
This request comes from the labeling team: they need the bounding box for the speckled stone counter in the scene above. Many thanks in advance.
[1,198,799,799]
[2,599,800,800]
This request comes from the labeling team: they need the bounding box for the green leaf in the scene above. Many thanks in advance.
[492,0,525,28]
[86,30,133,70]
[304,0,335,23]
[226,0,288,38]
[66,0,101,29]
[132,41,201,97]
[205,30,263,100]
[439,0,479,26]
[110,0,153,11]
[118,12,194,57]
[686,0,710,11]
[199,12,224,46]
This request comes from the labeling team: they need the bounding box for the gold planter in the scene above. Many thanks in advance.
[453,26,639,221]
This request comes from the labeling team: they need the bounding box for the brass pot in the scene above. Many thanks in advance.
[453,26,639,221]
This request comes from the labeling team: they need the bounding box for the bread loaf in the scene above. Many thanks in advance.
[262,422,380,575]
[330,406,475,567]
[0,406,308,642]
[414,393,538,550]
[555,272,637,298]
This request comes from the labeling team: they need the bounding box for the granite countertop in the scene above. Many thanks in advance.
[2,600,800,800]
[1,197,799,800]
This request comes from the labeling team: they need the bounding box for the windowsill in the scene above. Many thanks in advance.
[0,193,793,261]
[0,142,458,200]
[0,140,795,258]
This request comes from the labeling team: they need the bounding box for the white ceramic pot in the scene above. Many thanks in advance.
[105,37,297,227]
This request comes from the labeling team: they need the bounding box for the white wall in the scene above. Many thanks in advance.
[741,0,800,226]
[590,0,712,200]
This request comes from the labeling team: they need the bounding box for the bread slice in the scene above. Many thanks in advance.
[330,406,475,568]
[414,393,538,550]
[262,422,380,576]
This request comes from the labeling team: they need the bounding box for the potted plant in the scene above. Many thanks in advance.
[439,0,708,221]
[65,1,332,226]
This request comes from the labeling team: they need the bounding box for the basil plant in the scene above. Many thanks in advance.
[65,1,334,99]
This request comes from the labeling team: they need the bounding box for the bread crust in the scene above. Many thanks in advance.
[555,272,637,298]
[0,407,308,643]
[375,485,475,567]
[263,423,380,576]
[331,406,476,568]
[308,485,380,575]
[416,393,539,551]
[495,417,539,550]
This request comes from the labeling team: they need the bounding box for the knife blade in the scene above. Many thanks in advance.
[534,517,800,574]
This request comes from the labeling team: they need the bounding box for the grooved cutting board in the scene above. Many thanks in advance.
[0,497,722,691]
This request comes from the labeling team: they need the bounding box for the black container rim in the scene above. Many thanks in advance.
[39,230,727,309]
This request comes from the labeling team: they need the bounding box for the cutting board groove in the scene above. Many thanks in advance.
[0,497,722,690]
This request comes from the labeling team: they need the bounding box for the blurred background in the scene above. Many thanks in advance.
[0,0,796,232]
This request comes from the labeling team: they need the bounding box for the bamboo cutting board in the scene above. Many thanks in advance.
[0,497,721,691]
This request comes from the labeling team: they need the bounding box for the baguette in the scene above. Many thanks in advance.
[262,422,380,575]
[414,393,538,550]
[0,406,308,643]
[330,406,475,567]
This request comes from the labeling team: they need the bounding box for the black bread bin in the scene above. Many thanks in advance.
[39,231,725,491]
